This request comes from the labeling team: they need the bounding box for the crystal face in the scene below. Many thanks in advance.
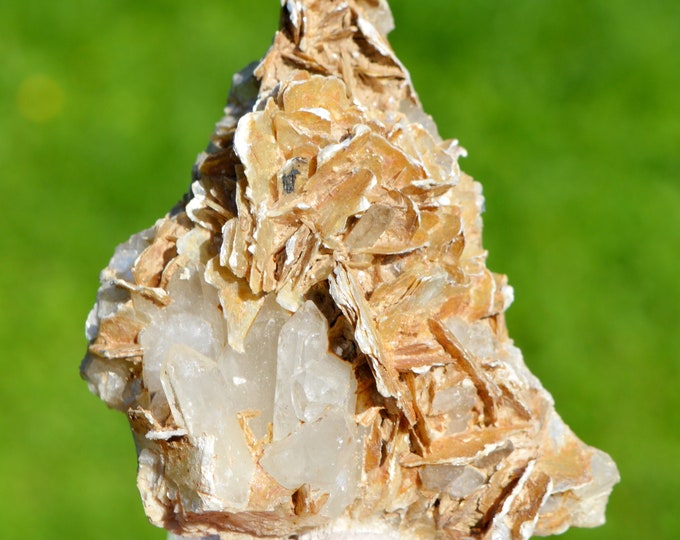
[273,301,357,440]
[162,344,255,510]
[81,1,618,538]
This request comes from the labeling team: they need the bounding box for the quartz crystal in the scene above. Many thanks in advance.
[81,0,619,538]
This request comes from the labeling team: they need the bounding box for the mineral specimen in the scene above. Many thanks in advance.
[81,0,619,538]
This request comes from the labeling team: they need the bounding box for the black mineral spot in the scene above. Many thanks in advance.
[282,168,300,194]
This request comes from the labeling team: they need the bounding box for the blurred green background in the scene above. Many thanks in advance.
[1,0,678,538]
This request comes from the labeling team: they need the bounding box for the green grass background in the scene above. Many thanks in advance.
[1,0,678,538]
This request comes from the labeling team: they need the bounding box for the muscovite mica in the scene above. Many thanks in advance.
[81,1,619,538]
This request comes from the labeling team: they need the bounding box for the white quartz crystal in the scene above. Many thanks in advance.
[217,295,289,439]
[260,301,361,518]
[161,344,255,509]
[135,261,360,516]
[445,316,496,359]
[431,378,477,433]
[260,409,362,518]
[420,464,486,499]
[140,265,225,398]
[273,301,356,441]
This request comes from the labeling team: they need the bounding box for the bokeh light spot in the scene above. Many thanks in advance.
[17,74,65,123]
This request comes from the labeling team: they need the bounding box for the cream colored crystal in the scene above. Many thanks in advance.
[161,344,255,510]
[81,0,618,538]
[272,301,357,440]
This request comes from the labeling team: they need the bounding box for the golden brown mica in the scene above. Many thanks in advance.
[81,1,619,538]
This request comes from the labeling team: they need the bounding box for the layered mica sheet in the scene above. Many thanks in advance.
[81,0,619,538]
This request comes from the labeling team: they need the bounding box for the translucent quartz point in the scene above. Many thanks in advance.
[431,378,477,433]
[431,380,476,415]
[273,301,356,441]
[161,344,254,509]
[420,464,486,499]
[140,266,225,397]
[445,316,496,359]
[291,351,355,423]
[260,409,362,518]
[262,301,361,518]
[217,295,289,439]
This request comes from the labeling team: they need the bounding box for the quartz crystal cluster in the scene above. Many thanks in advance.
[81,0,619,538]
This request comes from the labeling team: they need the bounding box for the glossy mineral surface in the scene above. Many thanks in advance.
[81,1,619,538]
